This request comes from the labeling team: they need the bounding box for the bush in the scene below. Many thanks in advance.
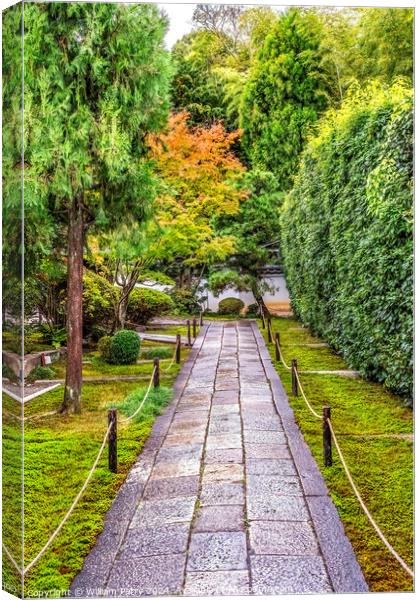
[109,329,140,365]
[246,303,259,317]
[89,325,108,343]
[169,287,202,315]
[141,346,174,360]
[38,324,67,349]
[98,336,112,361]
[281,82,413,403]
[2,363,18,382]
[127,287,174,325]
[26,366,55,382]
[83,270,117,332]
[218,297,245,315]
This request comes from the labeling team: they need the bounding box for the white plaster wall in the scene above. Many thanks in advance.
[203,275,290,312]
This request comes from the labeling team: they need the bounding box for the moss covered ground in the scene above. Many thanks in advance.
[2,345,189,596]
[259,317,413,592]
[49,340,187,380]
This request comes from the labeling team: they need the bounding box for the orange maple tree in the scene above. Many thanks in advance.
[149,111,248,266]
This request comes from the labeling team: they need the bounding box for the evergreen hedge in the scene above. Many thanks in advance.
[281,83,413,403]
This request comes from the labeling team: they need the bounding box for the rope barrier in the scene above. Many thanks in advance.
[23,421,113,575]
[294,368,323,420]
[276,340,292,371]
[119,366,156,424]
[163,344,177,373]
[2,543,21,574]
[327,418,414,578]
[271,323,413,579]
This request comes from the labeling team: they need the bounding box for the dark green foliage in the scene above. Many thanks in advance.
[89,325,108,343]
[218,297,245,315]
[26,366,55,383]
[281,83,413,402]
[109,330,140,365]
[241,9,330,189]
[38,325,67,349]
[127,288,174,325]
[169,287,202,315]
[171,30,233,128]
[97,336,112,362]
[2,364,18,382]
[246,303,259,317]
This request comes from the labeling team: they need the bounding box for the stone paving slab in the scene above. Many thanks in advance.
[251,555,332,594]
[70,320,368,597]
[187,532,248,571]
[194,505,245,532]
[184,570,250,596]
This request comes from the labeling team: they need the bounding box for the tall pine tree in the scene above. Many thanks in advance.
[241,8,330,189]
[17,2,171,413]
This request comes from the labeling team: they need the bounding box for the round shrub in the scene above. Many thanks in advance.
[127,288,174,325]
[98,335,112,361]
[218,297,245,315]
[26,366,55,382]
[109,330,140,365]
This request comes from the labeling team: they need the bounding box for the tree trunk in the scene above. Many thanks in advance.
[60,196,84,414]
[116,292,129,330]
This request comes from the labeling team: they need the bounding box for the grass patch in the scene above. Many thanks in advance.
[114,385,172,423]
[145,324,192,336]
[50,348,188,380]
[2,339,188,596]
[260,317,413,592]
[140,346,174,360]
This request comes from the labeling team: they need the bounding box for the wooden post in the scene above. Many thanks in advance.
[153,357,160,388]
[200,312,203,326]
[175,334,181,364]
[192,318,197,339]
[275,332,280,361]
[187,320,192,346]
[323,406,332,467]
[267,317,273,343]
[108,409,117,473]
[291,359,298,396]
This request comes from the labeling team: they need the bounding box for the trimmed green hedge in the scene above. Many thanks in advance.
[127,287,174,324]
[281,82,413,403]
[218,297,245,315]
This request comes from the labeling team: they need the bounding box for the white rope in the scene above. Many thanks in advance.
[276,340,292,371]
[2,543,22,574]
[327,418,414,578]
[119,366,156,424]
[163,343,178,373]
[24,422,113,575]
[294,368,323,420]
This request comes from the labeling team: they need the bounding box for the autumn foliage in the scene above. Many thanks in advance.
[149,112,247,265]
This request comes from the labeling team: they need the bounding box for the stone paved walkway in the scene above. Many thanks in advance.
[71,320,367,597]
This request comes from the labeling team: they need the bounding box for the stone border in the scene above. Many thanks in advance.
[69,324,209,596]
[250,321,369,593]
[2,381,62,403]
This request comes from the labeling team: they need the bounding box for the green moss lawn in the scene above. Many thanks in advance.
[49,340,187,381]
[260,317,413,592]
[2,342,189,597]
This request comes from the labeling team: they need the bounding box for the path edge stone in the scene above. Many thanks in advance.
[69,324,209,596]
[250,320,369,593]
